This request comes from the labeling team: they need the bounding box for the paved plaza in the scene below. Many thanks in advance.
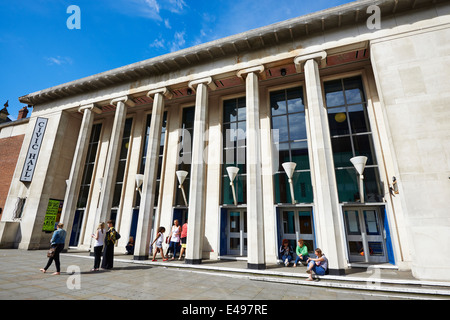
[1,249,448,301]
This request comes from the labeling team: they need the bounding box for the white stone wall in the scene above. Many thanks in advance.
[370,26,450,281]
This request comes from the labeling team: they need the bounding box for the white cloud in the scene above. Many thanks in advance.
[167,0,187,13]
[164,19,171,29]
[144,0,160,12]
[150,38,166,49]
[114,0,186,21]
[149,30,188,52]
[121,0,162,20]
[170,31,186,52]
[46,56,73,66]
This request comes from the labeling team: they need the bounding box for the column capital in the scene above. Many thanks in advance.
[188,76,217,92]
[236,65,265,80]
[78,103,102,114]
[147,87,173,100]
[294,51,327,72]
[110,96,136,107]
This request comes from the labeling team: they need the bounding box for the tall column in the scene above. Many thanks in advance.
[61,104,101,250]
[237,66,266,270]
[95,97,132,228]
[185,77,216,265]
[294,52,345,275]
[134,88,172,260]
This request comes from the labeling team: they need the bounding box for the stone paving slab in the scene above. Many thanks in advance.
[0,249,448,301]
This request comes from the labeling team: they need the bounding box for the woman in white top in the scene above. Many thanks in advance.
[168,220,181,260]
[91,222,106,271]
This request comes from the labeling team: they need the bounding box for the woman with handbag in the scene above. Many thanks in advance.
[40,223,66,275]
[101,220,120,270]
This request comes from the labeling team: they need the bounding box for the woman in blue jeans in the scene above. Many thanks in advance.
[40,223,66,275]
[279,239,294,267]
[306,248,328,281]
[168,219,181,260]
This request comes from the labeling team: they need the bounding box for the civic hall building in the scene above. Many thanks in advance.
[0,0,449,281]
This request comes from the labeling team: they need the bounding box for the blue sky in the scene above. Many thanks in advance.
[0,0,354,120]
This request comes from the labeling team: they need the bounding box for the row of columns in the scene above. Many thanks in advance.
[60,52,345,273]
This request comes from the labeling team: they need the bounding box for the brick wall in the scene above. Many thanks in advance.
[0,135,25,219]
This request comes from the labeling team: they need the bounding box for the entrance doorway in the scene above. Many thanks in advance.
[173,208,188,226]
[343,207,388,263]
[69,209,84,247]
[226,209,247,256]
[278,208,315,257]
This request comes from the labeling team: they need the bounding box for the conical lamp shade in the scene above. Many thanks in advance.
[176,170,189,185]
[135,174,144,188]
[226,166,240,182]
[350,156,368,175]
[282,162,297,179]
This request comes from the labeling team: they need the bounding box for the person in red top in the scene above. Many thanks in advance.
[178,220,188,261]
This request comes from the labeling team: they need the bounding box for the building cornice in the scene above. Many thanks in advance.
[18,0,446,106]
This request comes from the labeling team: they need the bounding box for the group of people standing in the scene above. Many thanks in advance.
[40,219,188,274]
[40,220,119,274]
[279,238,329,281]
[41,220,326,281]
[151,219,188,261]
[91,220,119,271]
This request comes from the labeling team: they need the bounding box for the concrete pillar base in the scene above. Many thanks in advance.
[247,263,266,270]
[185,259,202,265]
[328,269,346,276]
[133,255,149,261]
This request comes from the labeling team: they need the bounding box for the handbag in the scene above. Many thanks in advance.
[47,247,56,258]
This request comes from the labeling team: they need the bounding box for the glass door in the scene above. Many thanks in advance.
[227,210,247,256]
[343,207,387,263]
[279,208,315,257]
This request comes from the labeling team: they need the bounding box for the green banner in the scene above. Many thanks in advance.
[43,199,63,232]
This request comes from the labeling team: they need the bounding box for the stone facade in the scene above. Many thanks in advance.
[0,0,449,281]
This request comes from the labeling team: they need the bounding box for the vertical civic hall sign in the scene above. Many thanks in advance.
[20,117,48,182]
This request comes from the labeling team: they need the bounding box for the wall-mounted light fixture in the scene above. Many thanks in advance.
[97,177,104,193]
[390,176,399,196]
[226,166,240,206]
[135,174,144,196]
[280,68,287,77]
[176,170,189,207]
[186,88,193,96]
[282,162,297,204]
[350,156,368,203]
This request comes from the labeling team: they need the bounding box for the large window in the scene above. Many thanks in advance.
[222,97,247,205]
[77,123,102,209]
[135,112,168,207]
[111,118,133,222]
[270,87,313,204]
[175,107,195,206]
[324,76,383,202]
[71,123,102,246]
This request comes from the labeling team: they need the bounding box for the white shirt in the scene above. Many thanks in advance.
[94,229,106,247]
[171,225,180,242]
